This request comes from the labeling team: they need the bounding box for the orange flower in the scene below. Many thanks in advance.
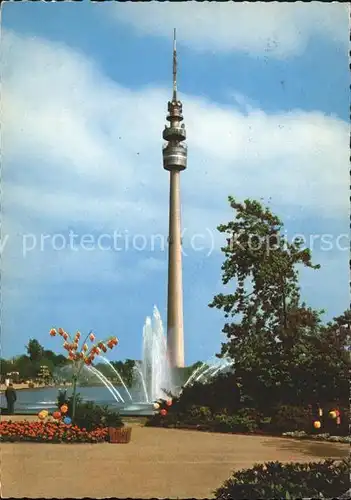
[60,405,68,414]
[49,328,57,336]
[89,333,95,342]
[63,332,68,340]
[75,331,81,339]
[58,328,64,335]
[101,345,107,353]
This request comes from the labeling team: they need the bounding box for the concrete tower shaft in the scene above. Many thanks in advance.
[163,29,186,368]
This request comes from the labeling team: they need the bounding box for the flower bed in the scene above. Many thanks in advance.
[0,420,108,443]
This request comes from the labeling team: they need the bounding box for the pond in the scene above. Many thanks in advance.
[0,386,154,415]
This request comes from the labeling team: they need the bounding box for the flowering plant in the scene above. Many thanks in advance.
[0,420,108,443]
[49,328,118,420]
[153,398,173,417]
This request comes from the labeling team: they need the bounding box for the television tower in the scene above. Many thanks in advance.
[162,29,187,368]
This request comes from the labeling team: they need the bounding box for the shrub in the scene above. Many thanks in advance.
[57,389,68,407]
[174,373,241,415]
[214,458,350,499]
[0,420,108,443]
[102,410,124,429]
[186,405,213,424]
[67,400,109,432]
[56,392,123,432]
[268,405,312,434]
[213,411,259,434]
[146,405,264,434]
[320,405,349,437]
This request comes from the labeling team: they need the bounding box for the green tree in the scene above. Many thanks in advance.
[210,197,320,358]
[294,310,350,405]
[122,359,136,386]
[208,197,347,409]
[0,358,12,381]
[43,349,68,368]
[111,359,136,387]
[13,355,35,380]
[26,338,44,363]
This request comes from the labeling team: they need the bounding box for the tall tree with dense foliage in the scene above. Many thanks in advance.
[209,197,348,408]
[26,338,44,363]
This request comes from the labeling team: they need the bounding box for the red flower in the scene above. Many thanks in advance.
[160,409,167,416]
[49,328,57,337]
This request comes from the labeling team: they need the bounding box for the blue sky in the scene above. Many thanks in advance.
[1,2,349,363]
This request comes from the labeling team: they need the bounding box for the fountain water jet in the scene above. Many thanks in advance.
[87,366,125,403]
[141,306,174,402]
[99,356,133,402]
[133,361,150,403]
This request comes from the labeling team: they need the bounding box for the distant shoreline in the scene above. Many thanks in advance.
[0,382,125,393]
[0,383,72,393]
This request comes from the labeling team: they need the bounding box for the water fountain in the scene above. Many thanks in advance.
[183,358,233,388]
[140,305,174,402]
[16,307,233,415]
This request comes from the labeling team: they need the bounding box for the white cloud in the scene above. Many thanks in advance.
[108,2,348,57]
[1,29,349,293]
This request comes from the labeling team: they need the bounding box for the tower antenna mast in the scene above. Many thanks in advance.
[172,28,177,101]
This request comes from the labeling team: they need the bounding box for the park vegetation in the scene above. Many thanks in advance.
[1,391,124,444]
[148,197,350,438]
[0,337,139,388]
[0,419,109,443]
[213,458,350,499]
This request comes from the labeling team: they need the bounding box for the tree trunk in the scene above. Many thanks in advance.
[72,375,77,421]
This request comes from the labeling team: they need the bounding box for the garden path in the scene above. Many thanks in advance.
[1,423,348,498]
